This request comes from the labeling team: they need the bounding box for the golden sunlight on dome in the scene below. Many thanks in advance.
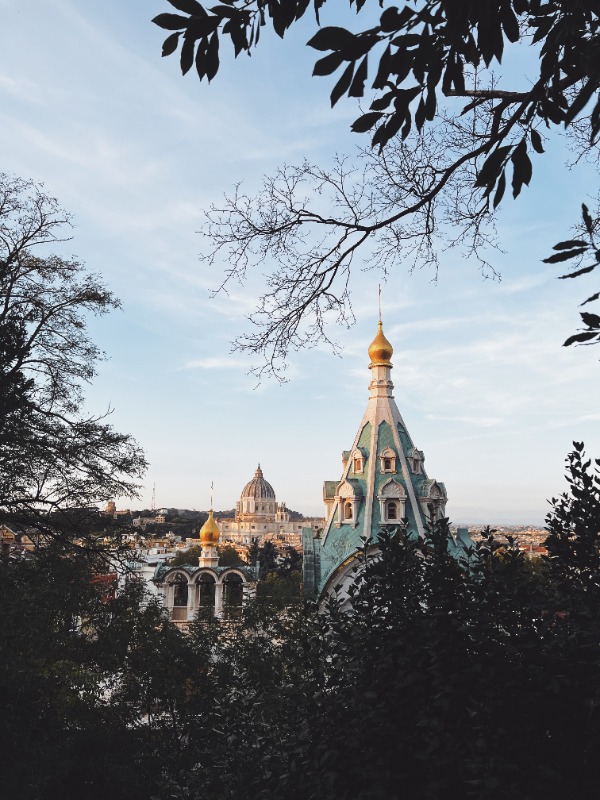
[199,509,220,545]
[368,320,393,365]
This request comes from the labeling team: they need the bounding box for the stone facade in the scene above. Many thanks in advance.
[217,465,323,545]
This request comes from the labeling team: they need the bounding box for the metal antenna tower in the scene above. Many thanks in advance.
[151,482,156,512]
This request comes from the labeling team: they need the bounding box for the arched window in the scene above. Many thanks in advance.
[344,501,353,520]
[171,576,189,622]
[198,573,216,618]
[173,578,188,607]
[387,501,397,520]
[380,448,396,473]
[223,573,244,619]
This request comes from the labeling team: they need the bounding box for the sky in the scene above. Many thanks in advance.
[1,0,599,524]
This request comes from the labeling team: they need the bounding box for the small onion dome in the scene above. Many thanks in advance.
[241,465,276,499]
[199,509,220,545]
[368,320,393,366]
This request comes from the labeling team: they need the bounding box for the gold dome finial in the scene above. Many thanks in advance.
[200,508,220,545]
[368,290,393,366]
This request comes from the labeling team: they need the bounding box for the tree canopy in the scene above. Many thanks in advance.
[3,442,600,798]
[154,0,599,375]
[0,174,146,545]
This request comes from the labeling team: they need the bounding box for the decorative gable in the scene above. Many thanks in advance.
[407,446,424,474]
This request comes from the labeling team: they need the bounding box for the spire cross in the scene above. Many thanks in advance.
[210,481,213,511]
[378,284,382,323]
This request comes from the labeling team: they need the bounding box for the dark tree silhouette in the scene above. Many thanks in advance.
[154,0,599,375]
[0,174,146,546]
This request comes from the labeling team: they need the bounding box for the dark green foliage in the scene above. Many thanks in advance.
[218,543,241,565]
[5,444,600,798]
[155,0,599,154]
[256,570,302,607]
[258,538,278,576]
[169,543,203,565]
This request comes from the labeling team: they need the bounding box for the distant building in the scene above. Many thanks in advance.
[303,317,472,603]
[154,507,258,626]
[217,465,323,545]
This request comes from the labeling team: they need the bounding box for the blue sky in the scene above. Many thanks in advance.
[1,0,599,524]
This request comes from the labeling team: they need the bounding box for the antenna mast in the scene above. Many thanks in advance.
[151,482,156,512]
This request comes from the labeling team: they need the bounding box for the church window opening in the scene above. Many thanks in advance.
[384,458,392,471]
[173,579,188,607]
[344,501,353,520]
[171,577,188,622]
[353,456,363,474]
[387,501,398,520]
[198,573,216,618]
[223,573,244,619]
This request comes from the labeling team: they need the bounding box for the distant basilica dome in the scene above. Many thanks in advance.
[237,465,277,519]
[241,465,276,500]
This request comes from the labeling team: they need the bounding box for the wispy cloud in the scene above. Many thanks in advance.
[179,358,249,371]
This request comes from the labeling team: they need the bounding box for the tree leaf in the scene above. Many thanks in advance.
[553,240,588,250]
[581,292,600,306]
[580,312,600,327]
[152,13,189,31]
[582,204,593,235]
[544,248,588,264]
[348,55,368,98]
[563,330,600,347]
[564,77,600,126]
[205,32,220,81]
[330,62,354,107]
[307,27,354,52]
[511,138,532,198]
[380,7,401,33]
[558,263,596,278]
[162,32,181,57]
[475,145,511,190]
[493,171,506,209]
[530,128,545,154]
[372,45,391,90]
[351,111,383,133]
[313,51,344,77]
[167,0,206,14]
[180,34,196,74]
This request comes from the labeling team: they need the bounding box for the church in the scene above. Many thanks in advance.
[217,465,323,546]
[302,317,472,601]
[155,314,471,621]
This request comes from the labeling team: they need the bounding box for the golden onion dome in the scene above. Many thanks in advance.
[199,509,220,545]
[368,320,393,365]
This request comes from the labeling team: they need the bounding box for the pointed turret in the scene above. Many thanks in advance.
[303,313,450,599]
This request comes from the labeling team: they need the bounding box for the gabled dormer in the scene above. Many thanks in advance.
[407,446,424,474]
[350,447,367,475]
[335,479,363,528]
[379,446,397,474]
[419,479,447,520]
